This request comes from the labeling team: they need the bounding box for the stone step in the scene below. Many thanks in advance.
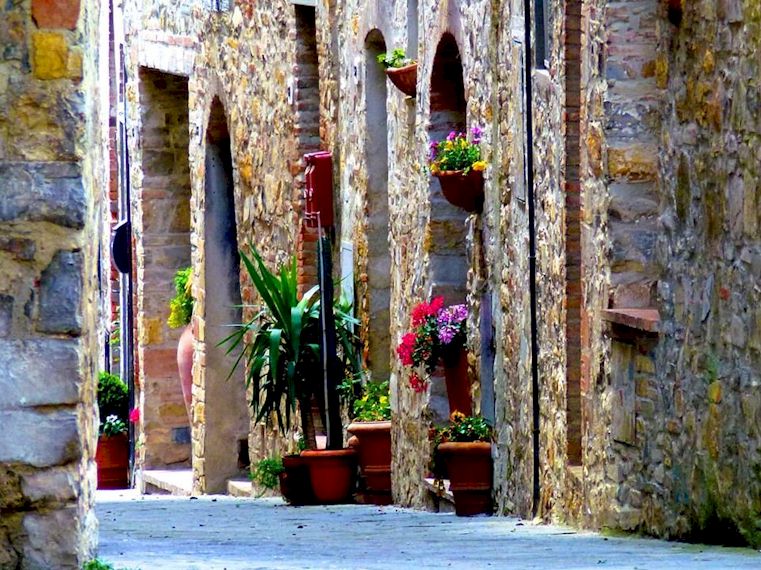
[226,479,252,497]
[142,469,192,496]
[423,477,456,514]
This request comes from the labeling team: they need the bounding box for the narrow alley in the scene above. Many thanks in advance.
[97,492,760,570]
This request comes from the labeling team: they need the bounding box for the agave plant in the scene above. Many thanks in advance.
[223,245,361,449]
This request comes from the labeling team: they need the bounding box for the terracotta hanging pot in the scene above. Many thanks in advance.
[300,448,357,504]
[96,433,129,490]
[442,347,473,416]
[278,454,316,506]
[347,420,392,505]
[434,170,485,213]
[177,323,194,422]
[385,63,418,97]
[437,441,492,516]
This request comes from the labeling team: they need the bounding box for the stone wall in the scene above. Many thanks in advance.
[0,0,107,566]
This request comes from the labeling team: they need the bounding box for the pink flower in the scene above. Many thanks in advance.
[129,407,140,423]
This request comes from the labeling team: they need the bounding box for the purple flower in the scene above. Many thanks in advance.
[439,326,456,344]
[436,304,467,344]
[471,126,483,144]
[447,131,457,141]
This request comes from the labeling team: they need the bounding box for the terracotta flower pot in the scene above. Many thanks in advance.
[442,347,473,416]
[96,433,129,490]
[177,323,194,422]
[347,421,392,505]
[385,63,417,97]
[434,169,485,213]
[438,441,492,516]
[279,454,315,506]
[300,448,357,504]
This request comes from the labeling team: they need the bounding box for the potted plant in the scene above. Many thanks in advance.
[346,380,392,505]
[397,297,472,416]
[96,372,129,489]
[167,266,193,420]
[432,411,493,516]
[223,245,363,504]
[377,48,417,97]
[428,127,486,213]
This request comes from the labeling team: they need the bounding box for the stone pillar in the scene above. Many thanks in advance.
[0,0,106,566]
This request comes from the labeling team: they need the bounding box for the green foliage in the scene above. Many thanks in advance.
[353,380,391,422]
[101,415,127,437]
[433,412,492,445]
[376,48,414,69]
[223,245,363,438]
[83,560,114,570]
[167,267,193,329]
[97,372,128,435]
[252,457,284,491]
[429,130,485,175]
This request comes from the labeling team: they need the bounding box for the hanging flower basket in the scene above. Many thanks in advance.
[385,63,418,97]
[433,169,485,213]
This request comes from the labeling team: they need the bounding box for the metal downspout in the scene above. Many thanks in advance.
[522,0,542,518]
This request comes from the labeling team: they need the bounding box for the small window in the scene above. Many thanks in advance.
[534,0,551,69]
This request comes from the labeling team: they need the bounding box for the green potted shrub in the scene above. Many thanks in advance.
[96,372,129,489]
[167,267,193,420]
[432,411,493,516]
[377,47,417,97]
[347,380,392,505]
[223,245,363,504]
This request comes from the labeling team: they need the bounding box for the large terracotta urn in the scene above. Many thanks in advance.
[438,441,492,516]
[347,420,392,505]
[177,323,194,421]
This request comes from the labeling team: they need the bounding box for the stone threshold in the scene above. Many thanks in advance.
[227,479,252,497]
[142,469,192,496]
[602,308,660,333]
[424,477,456,513]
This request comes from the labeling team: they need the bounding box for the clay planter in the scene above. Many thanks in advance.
[278,454,315,506]
[437,441,492,516]
[96,433,129,490]
[434,170,485,213]
[347,421,392,505]
[385,63,418,97]
[442,348,473,416]
[300,448,357,504]
[177,324,194,421]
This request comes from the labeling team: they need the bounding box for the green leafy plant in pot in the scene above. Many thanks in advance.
[96,372,130,489]
[223,244,363,504]
[167,267,194,420]
[347,380,393,505]
[431,411,493,516]
[377,47,418,97]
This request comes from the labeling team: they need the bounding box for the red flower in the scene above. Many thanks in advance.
[129,407,140,423]
[410,296,445,326]
[409,372,428,394]
[397,333,417,366]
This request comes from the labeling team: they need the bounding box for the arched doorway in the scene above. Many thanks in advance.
[200,98,249,493]
[427,33,469,421]
[364,29,391,382]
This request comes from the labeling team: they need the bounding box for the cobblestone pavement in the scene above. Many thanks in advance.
[96,490,760,570]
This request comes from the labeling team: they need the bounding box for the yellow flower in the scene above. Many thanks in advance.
[472,161,487,172]
[430,163,441,174]
[444,141,454,151]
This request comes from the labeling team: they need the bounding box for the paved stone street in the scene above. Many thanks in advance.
[96,491,760,569]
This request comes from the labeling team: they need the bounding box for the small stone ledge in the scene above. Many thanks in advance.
[602,308,660,334]
[142,469,192,496]
[423,477,456,513]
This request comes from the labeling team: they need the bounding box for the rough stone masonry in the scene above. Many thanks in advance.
[0,0,108,567]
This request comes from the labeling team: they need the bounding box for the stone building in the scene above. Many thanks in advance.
[0,0,747,563]
[0,0,108,566]
[114,0,761,546]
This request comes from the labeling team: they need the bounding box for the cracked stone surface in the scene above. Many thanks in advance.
[96,491,761,569]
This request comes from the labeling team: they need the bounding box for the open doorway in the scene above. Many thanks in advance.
[200,98,250,493]
[136,68,192,472]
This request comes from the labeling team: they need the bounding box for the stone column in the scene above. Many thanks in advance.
[0,0,106,566]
